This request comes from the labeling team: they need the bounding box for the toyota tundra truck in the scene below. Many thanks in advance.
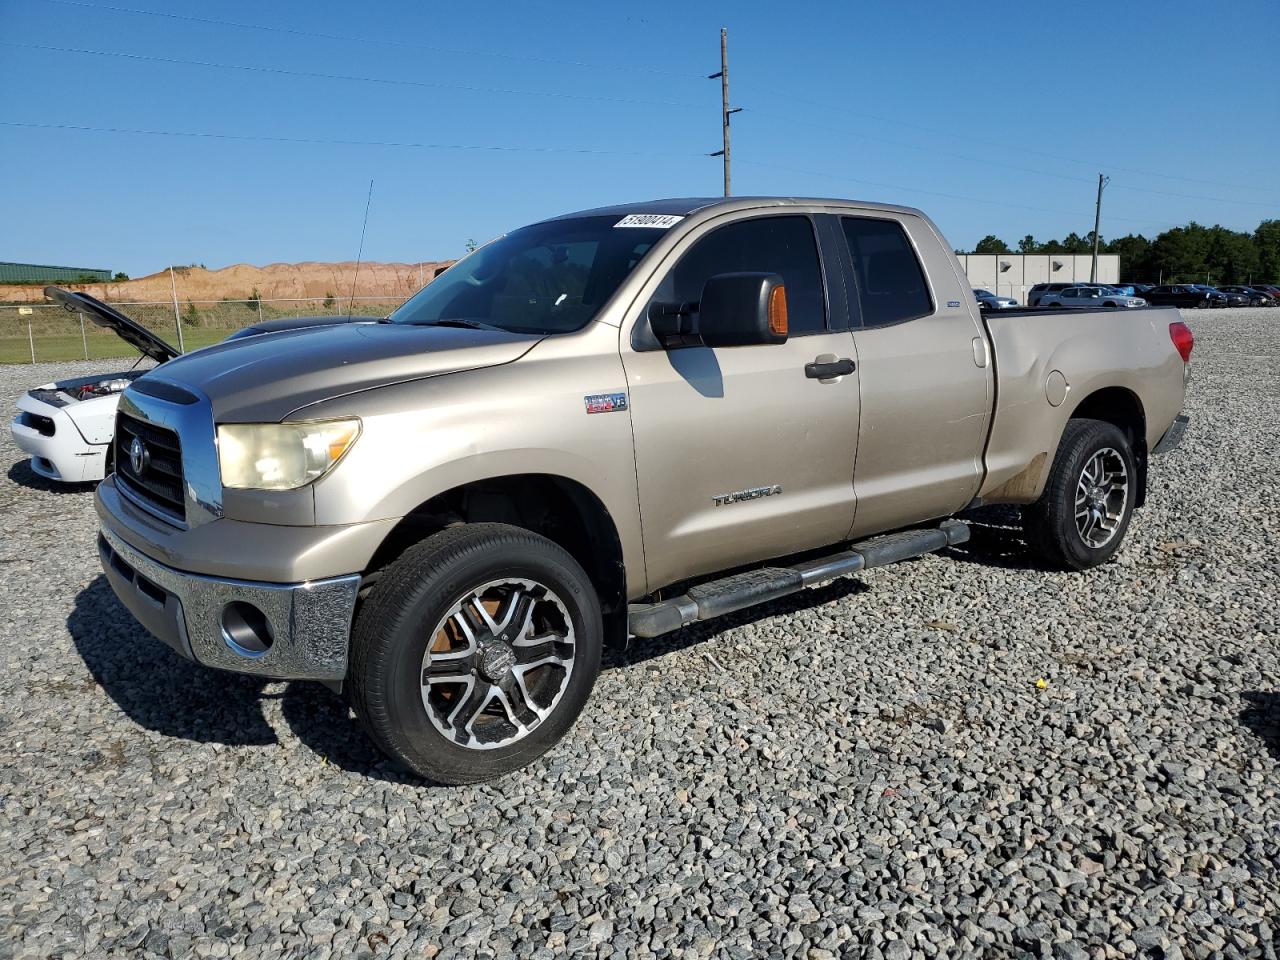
[93,197,1193,783]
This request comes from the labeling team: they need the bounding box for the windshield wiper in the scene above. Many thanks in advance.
[418,318,505,332]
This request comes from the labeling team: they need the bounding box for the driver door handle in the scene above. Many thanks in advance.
[805,357,856,380]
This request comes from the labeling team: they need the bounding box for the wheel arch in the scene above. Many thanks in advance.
[365,473,629,644]
[1066,386,1148,507]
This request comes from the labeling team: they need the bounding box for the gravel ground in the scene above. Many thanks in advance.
[1,308,1277,960]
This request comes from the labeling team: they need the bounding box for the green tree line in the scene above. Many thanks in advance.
[962,219,1280,284]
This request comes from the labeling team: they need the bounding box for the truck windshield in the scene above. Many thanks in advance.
[388,215,666,335]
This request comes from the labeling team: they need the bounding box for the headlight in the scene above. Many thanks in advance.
[217,418,361,490]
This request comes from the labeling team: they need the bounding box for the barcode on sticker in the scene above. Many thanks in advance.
[615,214,684,229]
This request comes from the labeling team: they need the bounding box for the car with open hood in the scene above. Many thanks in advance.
[9,287,375,482]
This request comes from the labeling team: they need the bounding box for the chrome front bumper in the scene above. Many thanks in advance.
[99,526,360,680]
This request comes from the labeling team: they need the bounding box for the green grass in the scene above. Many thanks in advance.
[0,328,228,364]
[1,298,403,365]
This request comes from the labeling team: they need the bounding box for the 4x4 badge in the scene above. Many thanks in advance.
[584,392,628,414]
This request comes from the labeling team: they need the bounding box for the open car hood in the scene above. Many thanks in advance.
[44,286,181,364]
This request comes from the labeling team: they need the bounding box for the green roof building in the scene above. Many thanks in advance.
[0,261,113,284]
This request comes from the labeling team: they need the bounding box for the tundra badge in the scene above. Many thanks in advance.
[712,485,783,507]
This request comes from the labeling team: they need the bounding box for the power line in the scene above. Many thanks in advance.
[749,107,1280,209]
[0,119,705,160]
[3,118,1177,229]
[1,41,705,111]
[32,0,705,80]
[735,157,1175,228]
[749,85,1279,198]
[748,108,1096,185]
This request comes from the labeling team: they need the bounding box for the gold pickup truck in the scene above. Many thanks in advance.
[94,197,1192,783]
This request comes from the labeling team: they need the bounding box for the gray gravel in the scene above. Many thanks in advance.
[2,308,1278,960]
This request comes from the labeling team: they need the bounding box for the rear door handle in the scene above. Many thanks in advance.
[805,357,856,380]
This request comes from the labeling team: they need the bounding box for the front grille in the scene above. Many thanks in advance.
[115,412,186,523]
[19,411,56,436]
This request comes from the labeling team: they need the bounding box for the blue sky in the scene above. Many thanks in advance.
[2,0,1277,276]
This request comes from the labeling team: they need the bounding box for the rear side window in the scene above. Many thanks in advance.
[839,217,933,327]
[657,215,828,336]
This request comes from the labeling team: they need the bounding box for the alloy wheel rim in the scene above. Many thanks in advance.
[420,578,575,750]
[1074,447,1128,548]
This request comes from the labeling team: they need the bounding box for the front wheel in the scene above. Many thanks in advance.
[1022,419,1136,571]
[348,523,602,784]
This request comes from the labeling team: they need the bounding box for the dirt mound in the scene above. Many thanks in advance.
[1,260,456,304]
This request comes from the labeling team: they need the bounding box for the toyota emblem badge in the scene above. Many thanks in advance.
[129,436,149,475]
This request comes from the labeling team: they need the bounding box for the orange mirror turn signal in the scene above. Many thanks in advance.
[768,284,789,338]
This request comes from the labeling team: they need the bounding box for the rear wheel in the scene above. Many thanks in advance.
[349,523,602,784]
[1023,419,1136,571]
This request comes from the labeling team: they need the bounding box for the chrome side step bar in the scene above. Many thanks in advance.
[627,519,970,638]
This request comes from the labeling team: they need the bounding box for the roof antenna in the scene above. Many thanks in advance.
[348,178,374,316]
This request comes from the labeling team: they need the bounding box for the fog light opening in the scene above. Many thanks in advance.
[221,601,274,658]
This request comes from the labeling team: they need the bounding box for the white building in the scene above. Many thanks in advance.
[957,254,1119,303]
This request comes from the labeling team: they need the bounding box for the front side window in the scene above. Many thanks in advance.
[653,215,828,337]
[839,217,933,327]
[389,215,664,335]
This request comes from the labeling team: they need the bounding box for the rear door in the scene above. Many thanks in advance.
[833,213,994,537]
[621,212,860,590]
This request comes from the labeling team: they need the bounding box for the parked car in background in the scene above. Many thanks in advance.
[1041,285,1148,309]
[1195,285,1248,307]
[974,288,1018,310]
[1143,285,1219,309]
[1217,285,1274,306]
[1027,282,1073,307]
[1250,283,1280,300]
[1128,283,1155,296]
[9,287,378,483]
[1107,283,1137,296]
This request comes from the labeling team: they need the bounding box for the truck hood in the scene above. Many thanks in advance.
[45,286,180,363]
[137,321,543,422]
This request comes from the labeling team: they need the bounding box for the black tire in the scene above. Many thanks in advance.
[349,522,602,784]
[1104,301,1117,308]
[1022,419,1137,571]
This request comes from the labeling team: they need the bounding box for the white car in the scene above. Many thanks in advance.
[1042,285,1148,309]
[11,290,181,483]
[11,288,379,483]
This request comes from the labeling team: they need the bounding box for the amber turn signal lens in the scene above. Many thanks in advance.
[768,284,789,337]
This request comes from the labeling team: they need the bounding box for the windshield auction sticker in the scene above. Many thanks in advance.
[614,214,684,228]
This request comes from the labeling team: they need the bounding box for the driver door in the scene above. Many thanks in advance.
[621,213,860,592]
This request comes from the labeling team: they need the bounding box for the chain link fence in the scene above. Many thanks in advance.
[0,297,406,364]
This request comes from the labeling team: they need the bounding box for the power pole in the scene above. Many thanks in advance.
[708,28,741,197]
[1090,173,1109,283]
[169,265,186,354]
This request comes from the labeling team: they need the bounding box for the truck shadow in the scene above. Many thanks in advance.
[1239,692,1280,763]
[67,575,417,783]
[606,577,868,670]
[942,506,1046,570]
[7,459,97,494]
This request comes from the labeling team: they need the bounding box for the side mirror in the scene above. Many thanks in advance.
[647,300,697,340]
[696,272,789,347]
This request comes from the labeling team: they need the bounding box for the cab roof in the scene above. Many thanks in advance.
[543,196,926,223]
